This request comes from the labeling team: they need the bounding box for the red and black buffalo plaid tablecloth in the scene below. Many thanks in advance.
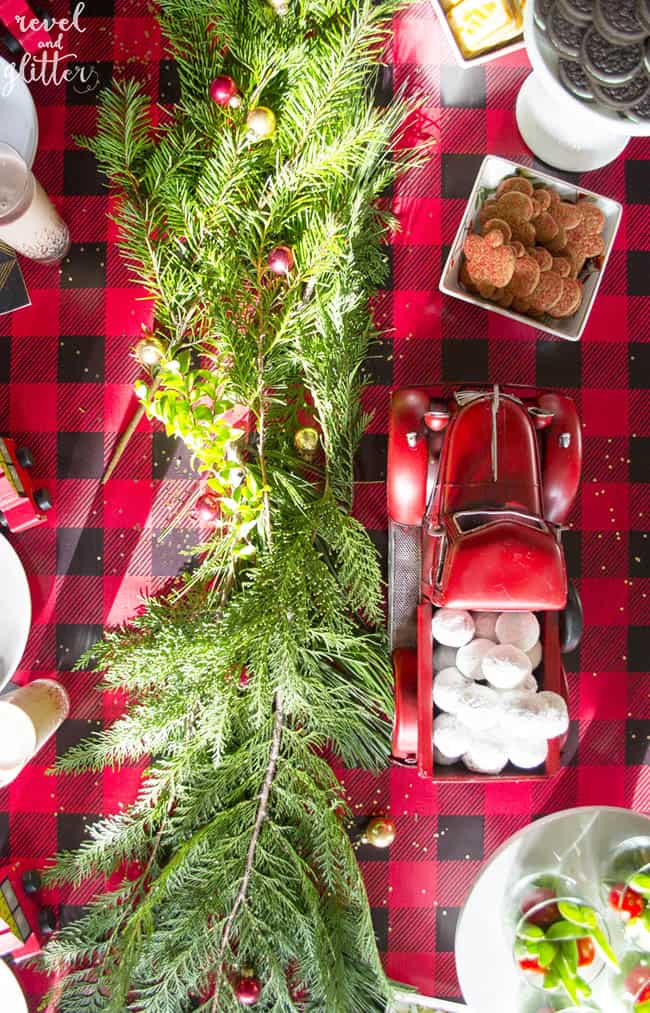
[0,1,648,1007]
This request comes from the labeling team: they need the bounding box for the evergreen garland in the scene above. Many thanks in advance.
[43,2,419,1009]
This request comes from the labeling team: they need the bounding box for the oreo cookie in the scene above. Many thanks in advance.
[558,58,596,98]
[558,0,594,22]
[534,0,555,31]
[626,88,650,119]
[637,0,650,33]
[549,1,587,57]
[582,25,645,81]
[594,0,647,42]
[590,66,650,107]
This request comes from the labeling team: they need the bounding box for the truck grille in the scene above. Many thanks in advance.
[388,521,421,651]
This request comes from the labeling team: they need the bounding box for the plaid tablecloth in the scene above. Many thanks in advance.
[0,1,648,1007]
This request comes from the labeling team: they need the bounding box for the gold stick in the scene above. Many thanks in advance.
[102,374,162,485]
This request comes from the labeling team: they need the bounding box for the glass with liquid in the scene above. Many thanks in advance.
[0,141,70,262]
[0,679,70,786]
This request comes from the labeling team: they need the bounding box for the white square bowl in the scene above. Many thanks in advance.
[429,0,524,67]
[439,155,623,341]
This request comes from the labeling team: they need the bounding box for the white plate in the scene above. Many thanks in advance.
[0,536,31,688]
[455,806,650,1013]
[429,0,524,67]
[0,959,27,1012]
[0,57,38,168]
[439,155,623,341]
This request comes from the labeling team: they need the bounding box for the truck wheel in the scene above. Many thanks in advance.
[38,908,56,935]
[560,581,583,654]
[16,447,33,469]
[22,869,41,895]
[33,488,52,512]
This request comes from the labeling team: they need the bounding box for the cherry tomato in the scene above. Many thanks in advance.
[638,984,650,1004]
[609,883,646,919]
[626,965,650,997]
[577,936,595,966]
[520,887,560,926]
[519,958,544,973]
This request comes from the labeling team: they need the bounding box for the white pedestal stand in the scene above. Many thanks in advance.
[517,4,650,172]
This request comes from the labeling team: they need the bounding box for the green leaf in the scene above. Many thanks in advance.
[629,872,650,896]
[557,901,598,930]
[517,922,546,942]
[546,920,590,941]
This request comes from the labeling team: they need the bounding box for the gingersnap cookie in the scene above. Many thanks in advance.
[512,296,531,314]
[558,59,596,101]
[482,217,513,243]
[534,211,560,244]
[547,277,584,318]
[527,246,554,271]
[545,226,569,253]
[510,240,526,257]
[575,200,605,234]
[479,200,499,226]
[554,201,582,230]
[548,1,588,58]
[582,26,644,83]
[496,177,535,198]
[509,255,541,298]
[532,188,553,212]
[463,231,516,289]
[528,270,564,312]
[594,0,647,43]
[552,256,572,277]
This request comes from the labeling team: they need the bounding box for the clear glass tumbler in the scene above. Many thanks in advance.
[0,679,70,786]
[0,141,70,262]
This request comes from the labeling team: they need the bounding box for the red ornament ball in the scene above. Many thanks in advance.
[195,493,220,525]
[209,75,242,109]
[235,975,261,1006]
[267,245,294,275]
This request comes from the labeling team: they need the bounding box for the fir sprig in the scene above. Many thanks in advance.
[44,1,422,1010]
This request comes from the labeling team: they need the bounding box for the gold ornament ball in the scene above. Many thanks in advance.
[267,0,289,12]
[135,336,166,367]
[294,426,319,460]
[364,816,396,849]
[246,106,276,141]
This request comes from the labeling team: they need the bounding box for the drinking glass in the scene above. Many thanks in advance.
[0,141,70,262]
[0,680,70,786]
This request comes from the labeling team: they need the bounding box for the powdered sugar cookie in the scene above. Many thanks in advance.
[527,640,543,671]
[434,713,471,759]
[495,611,540,652]
[471,611,499,641]
[433,644,458,672]
[482,643,532,689]
[433,667,470,714]
[507,735,548,769]
[432,608,475,647]
[456,638,495,680]
[463,731,509,774]
[457,682,501,731]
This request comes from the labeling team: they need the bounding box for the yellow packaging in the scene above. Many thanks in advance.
[446,0,522,56]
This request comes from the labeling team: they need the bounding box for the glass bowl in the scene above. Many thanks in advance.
[602,838,650,950]
[513,893,616,1007]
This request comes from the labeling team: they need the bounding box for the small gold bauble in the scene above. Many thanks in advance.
[246,106,277,141]
[294,426,319,460]
[135,336,166,367]
[363,816,396,849]
[267,0,289,13]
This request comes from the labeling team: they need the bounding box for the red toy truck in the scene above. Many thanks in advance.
[388,385,583,781]
[0,866,55,960]
[0,437,51,533]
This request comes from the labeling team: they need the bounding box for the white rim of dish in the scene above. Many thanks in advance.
[0,56,39,168]
[523,1,650,139]
[0,536,31,689]
[0,958,27,1012]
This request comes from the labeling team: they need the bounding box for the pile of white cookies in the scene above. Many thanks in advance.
[432,608,569,775]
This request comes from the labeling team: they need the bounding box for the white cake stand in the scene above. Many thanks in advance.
[517,4,650,171]
[0,537,31,689]
[0,57,38,168]
[455,806,650,1013]
[0,959,27,1013]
